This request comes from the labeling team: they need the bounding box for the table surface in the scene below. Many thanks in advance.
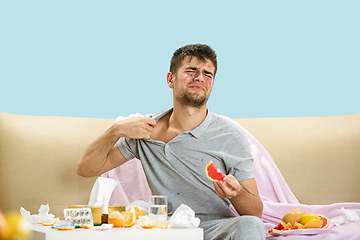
[30,222,204,240]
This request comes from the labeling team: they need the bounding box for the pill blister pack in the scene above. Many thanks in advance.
[64,208,93,226]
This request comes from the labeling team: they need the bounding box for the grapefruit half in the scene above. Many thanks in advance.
[205,161,225,182]
[318,214,330,228]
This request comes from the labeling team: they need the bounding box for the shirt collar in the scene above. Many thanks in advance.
[151,108,213,139]
[189,110,213,138]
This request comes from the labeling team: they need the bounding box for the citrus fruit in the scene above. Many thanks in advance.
[108,211,125,227]
[126,206,145,219]
[37,220,57,226]
[79,224,94,229]
[277,221,289,230]
[205,161,225,182]
[0,211,6,239]
[2,212,32,239]
[303,218,323,229]
[293,222,304,229]
[139,219,158,229]
[282,209,306,226]
[54,225,75,230]
[268,221,290,233]
[155,221,169,229]
[123,212,137,227]
[299,213,321,225]
[318,214,330,228]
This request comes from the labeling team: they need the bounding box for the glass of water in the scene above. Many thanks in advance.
[148,195,168,222]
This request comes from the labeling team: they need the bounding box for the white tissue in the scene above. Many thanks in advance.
[168,204,200,228]
[88,177,117,206]
[97,224,114,231]
[20,204,59,224]
[333,207,360,226]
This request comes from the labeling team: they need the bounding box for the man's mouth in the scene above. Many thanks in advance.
[188,84,206,91]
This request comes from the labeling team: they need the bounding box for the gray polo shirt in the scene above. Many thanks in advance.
[117,109,254,221]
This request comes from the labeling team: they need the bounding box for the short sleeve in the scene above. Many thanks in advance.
[116,137,138,160]
[221,120,255,182]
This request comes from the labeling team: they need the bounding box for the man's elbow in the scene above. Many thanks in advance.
[76,158,91,177]
[255,200,264,219]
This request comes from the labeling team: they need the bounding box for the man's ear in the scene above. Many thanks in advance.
[167,72,175,88]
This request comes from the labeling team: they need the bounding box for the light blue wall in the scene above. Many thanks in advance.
[1,1,359,119]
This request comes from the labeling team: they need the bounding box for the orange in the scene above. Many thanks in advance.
[293,222,304,229]
[123,212,137,228]
[282,209,306,226]
[126,206,145,219]
[54,225,75,230]
[205,161,225,182]
[139,219,158,229]
[318,214,330,228]
[79,225,94,229]
[37,221,57,226]
[108,211,125,227]
[155,222,169,229]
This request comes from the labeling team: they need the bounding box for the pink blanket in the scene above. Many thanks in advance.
[240,126,360,240]
[102,122,360,239]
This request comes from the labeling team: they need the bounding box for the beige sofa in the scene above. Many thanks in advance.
[1,112,359,219]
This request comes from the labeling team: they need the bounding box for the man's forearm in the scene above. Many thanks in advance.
[229,184,263,218]
[76,117,156,177]
[76,125,121,177]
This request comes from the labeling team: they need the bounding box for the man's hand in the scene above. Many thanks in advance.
[77,116,156,178]
[214,176,263,218]
[213,175,242,199]
[114,117,156,139]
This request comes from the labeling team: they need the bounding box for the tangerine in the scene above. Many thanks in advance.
[108,211,125,227]
[139,219,158,229]
[155,221,169,229]
[205,161,225,182]
[123,212,137,227]
[126,206,145,219]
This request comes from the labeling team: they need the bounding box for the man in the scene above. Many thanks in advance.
[77,44,265,239]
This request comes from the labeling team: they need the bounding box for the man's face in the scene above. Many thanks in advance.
[169,56,215,108]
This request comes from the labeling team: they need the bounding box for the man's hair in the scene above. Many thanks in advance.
[170,44,217,77]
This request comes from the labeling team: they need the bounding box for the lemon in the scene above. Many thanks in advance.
[299,213,321,225]
[0,211,6,239]
[3,212,32,240]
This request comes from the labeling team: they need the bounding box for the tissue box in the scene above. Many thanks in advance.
[68,205,125,224]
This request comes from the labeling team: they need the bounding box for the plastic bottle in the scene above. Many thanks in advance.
[101,196,108,224]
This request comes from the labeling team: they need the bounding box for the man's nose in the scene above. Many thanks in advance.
[194,72,205,82]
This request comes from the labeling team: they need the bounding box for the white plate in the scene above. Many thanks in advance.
[268,228,328,236]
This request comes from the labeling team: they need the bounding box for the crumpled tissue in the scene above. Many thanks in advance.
[168,204,200,228]
[88,177,117,206]
[333,207,360,226]
[20,204,59,224]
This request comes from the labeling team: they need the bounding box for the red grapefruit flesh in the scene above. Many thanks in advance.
[318,214,330,228]
[205,161,225,182]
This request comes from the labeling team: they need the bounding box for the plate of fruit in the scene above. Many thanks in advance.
[268,209,330,236]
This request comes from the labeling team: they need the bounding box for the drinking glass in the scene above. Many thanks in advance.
[148,195,168,222]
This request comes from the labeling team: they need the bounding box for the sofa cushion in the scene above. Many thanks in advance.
[0,112,114,217]
[236,114,360,205]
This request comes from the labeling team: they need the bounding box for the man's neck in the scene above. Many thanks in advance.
[150,103,208,144]
[168,103,208,133]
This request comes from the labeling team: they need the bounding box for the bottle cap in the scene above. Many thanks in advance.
[102,196,108,214]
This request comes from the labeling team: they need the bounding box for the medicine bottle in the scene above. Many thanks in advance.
[101,196,108,224]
